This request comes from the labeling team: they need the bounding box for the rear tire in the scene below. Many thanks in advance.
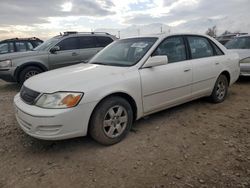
[209,74,228,103]
[89,96,133,145]
[19,66,43,84]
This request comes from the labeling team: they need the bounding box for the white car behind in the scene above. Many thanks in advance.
[14,34,240,145]
[225,35,250,76]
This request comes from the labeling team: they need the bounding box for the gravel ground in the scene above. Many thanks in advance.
[0,78,249,188]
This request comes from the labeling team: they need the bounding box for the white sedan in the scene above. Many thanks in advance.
[14,34,240,145]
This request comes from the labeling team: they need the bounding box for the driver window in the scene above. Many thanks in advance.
[153,37,187,63]
[57,37,78,51]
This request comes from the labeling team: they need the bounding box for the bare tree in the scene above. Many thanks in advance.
[205,25,217,37]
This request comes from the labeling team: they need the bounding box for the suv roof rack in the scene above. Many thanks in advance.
[2,37,42,42]
[63,31,111,36]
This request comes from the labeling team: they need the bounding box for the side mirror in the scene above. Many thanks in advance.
[143,55,168,68]
[50,46,60,54]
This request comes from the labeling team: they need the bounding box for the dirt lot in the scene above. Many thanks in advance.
[0,78,250,188]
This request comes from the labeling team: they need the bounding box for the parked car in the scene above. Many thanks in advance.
[14,34,240,145]
[0,37,43,55]
[0,32,117,83]
[225,35,250,76]
[216,33,248,45]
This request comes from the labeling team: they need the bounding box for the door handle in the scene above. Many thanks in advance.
[184,68,191,72]
[72,52,79,56]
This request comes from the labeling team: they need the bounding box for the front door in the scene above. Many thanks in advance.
[139,36,192,114]
[49,37,81,69]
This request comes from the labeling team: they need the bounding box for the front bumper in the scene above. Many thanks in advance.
[14,93,98,140]
[0,68,15,82]
[240,63,250,76]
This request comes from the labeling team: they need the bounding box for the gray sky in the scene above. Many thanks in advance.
[0,0,249,40]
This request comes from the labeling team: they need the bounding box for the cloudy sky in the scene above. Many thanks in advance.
[0,0,249,40]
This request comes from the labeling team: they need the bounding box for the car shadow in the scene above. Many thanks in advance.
[237,76,250,84]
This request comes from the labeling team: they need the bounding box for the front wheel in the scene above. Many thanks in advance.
[209,74,228,103]
[19,66,43,84]
[89,96,133,145]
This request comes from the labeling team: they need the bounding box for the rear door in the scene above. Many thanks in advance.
[186,36,220,97]
[78,36,98,63]
[48,37,81,69]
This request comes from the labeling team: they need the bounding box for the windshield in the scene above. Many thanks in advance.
[89,37,158,66]
[34,37,60,51]
[225,37,250,49]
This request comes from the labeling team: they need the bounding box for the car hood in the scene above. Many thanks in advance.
[0,50,44,60]
[227,49,250,60]
[24,63,132,93]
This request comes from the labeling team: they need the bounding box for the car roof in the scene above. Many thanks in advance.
[1,37,42,42]
[235,34,250,38]
[122,33,213,40]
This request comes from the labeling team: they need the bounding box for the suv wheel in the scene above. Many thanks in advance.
[89,96,133,145]
[19,66,42,84]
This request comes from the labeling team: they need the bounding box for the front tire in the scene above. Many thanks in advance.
[89,96,133,145]
[19,66,43,84]
[210,74,228,103]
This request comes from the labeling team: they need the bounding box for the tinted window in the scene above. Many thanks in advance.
[57,37,78,51]
[0,43,9,54]
[225,37,250,49]
[153,37,186,63]
[79,36,96,49]
[15,41,27,52]
[211,42,224,55]
[9,42,14,53]
[188,36,213,59]
[96,36,113,47]
[26,42,34,50]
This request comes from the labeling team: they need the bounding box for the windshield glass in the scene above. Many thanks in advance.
[225,37,250,49]
[34,37,60,51]
[89,37,158,66]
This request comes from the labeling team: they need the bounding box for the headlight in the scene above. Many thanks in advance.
[35,92,83,109]
[0,59,12,68]
[240,57,250,64]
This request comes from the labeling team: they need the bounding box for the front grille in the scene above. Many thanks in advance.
[20,86,40,105]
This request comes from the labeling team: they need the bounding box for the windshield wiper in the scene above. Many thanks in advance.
[91,62,108,66]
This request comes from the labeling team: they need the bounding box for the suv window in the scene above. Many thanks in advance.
[96,36,113,47]
[26,42,34,50]
[57,37,79,51]
[187,36,213,59]
[0,43,9,54]
[79,36,96,49]
[15,41,27,52]
[153,36,187,63]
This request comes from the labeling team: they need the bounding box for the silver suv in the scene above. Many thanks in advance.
[0,32,117,83]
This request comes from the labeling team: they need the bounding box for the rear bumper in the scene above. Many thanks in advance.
[0,68,15,82]
[240,64,250,76]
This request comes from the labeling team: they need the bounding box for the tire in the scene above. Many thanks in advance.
[19,66,43,84]
[210,74,228,103]
[89,96,133,145]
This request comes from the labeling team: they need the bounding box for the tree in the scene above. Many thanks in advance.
[205,25,217,37]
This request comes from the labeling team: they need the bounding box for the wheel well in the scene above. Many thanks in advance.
[91,92,137,123]
[15,63,48,82]
[221,71,230,85]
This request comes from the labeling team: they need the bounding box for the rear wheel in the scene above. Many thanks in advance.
[89,96,133,145]
[210,74,228,103]
[19,66,43,84]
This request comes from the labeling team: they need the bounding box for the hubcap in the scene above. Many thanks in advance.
[103,105,128,138]
[216,80,226,100]
[24,70,39,80]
